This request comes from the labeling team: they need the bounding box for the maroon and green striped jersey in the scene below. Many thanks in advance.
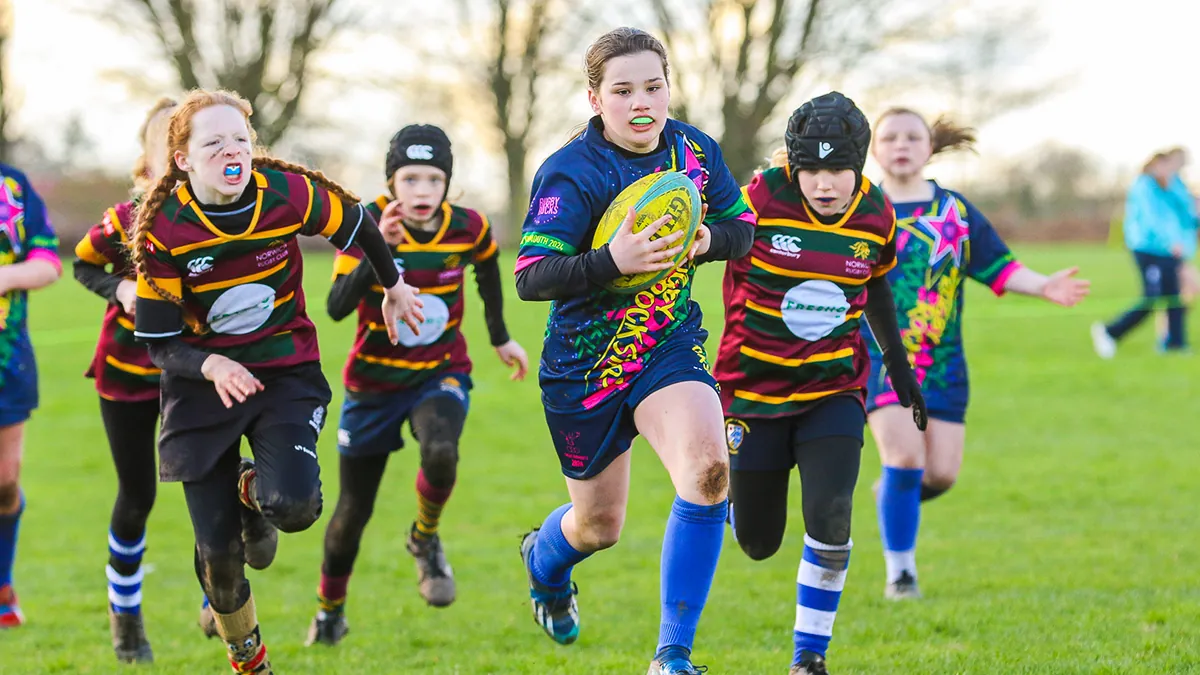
[714,167,897,418]
[336,196,498,393]
[135,168,369,369]
[75,200,161,401]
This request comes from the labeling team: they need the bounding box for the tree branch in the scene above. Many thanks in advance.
[517,0,553,144]
[162,0,203,89]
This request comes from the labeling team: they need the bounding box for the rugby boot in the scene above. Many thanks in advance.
[109,605,154,663]
[407,522,456,607]
[304,605,349,647]
[520,528,580,645]
[647,645,709,674]
[790,650,830,675]
[884,570,921,600]
[198,597,219,638]
[0,584,23,628]
[237,458,278,570]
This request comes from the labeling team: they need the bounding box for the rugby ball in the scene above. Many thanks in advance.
[591,171,702,294]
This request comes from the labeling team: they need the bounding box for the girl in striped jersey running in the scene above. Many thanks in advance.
[306,124,527,645]
[130,89,423,675]
[72,96,176,663]
[713,92,927,675]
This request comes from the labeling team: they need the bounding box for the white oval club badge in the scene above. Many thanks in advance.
[781,280,850,341]
[208,283,277,335]
[395,294,449,347]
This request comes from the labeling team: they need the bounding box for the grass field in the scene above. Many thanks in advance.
[4,244,1199,674]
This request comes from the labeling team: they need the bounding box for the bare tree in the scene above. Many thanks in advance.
[111,0,354,147]
[427,0,601,237]
[905,5,1070,128]
[651,0,1057,182]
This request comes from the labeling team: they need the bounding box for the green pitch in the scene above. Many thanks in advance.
[6,244,1198,673]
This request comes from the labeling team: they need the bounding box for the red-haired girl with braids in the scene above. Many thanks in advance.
[72,96,176,665]
[129,89,422,675]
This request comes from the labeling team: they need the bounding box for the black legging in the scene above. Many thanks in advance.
[322,394,465,577]
[100,397,159,576]
[1106,251,1186,348]
[184,422,323,613]
[730,435,862,561]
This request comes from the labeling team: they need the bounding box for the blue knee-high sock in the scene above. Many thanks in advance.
[0,494,24,589]
[658,496,728,653]
[877,466,923,583]
[530,503,591,591]
[107,530,147,615]
[794,535,851,661]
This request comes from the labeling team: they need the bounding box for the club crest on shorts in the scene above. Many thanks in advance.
[309,405,325,432]
[725,419,749,454]
[439,376,465,401]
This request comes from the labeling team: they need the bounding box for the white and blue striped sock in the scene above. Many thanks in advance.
[793,534,852,663]
[107,530,146,615]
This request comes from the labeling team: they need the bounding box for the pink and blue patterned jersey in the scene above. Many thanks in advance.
[0,164,59,397]
[516,117,754,411]
[862,180,1020,394]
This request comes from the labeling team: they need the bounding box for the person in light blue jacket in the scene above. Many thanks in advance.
[1092,151,1192,356]
[1166,148,1197,295]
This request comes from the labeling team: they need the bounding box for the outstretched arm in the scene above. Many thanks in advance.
[0,259,60,295]
[1002,266,1090,307]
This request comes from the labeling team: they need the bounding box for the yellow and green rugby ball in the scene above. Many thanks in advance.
[591,170,702,294]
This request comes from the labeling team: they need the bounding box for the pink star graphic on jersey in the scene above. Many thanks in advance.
[916,198,969,267]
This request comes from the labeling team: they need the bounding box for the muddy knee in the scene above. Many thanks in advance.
[196,547,249,612]
[575,511,623,551]
[420,438,458,488]
[804,492,854,547]
[921,473,956,501]
[260,490,323,533]
[0,481,19,513]
[697,458,729,503]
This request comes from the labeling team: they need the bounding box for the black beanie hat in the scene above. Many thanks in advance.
[385,124,453,184]
[784,91,871,181]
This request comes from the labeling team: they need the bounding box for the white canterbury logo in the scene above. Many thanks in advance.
[770,234,802,258]
[818,142,834,159]
[186,256,214,276]
[406,144,434,160]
